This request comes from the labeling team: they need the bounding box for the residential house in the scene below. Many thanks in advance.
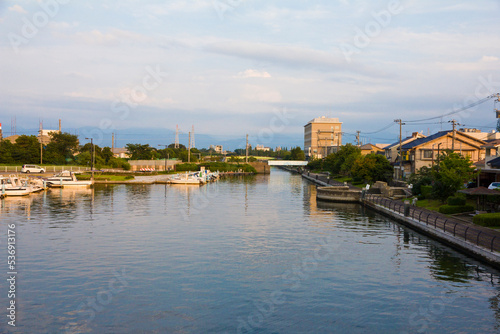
[399,130,486,177]
[359,143,385,156]
[385,132,426,163]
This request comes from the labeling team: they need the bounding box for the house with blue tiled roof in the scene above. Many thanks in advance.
[396,130,486,177]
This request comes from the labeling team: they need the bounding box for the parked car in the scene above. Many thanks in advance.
[21,165,45,173]
[488,182,500,190]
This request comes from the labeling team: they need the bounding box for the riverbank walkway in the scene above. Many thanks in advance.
[286,167,500,268]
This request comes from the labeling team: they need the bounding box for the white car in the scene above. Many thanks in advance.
[488,182,500,190]
[21,164,45,173]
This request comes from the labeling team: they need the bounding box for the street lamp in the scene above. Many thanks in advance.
[85,137,94,181]
[158,145,169,172]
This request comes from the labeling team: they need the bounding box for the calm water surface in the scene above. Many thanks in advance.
[2,169,500,333]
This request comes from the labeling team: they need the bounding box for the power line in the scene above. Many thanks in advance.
[403,95,497,123]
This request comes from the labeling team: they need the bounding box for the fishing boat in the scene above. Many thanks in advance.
[45,171,93,187]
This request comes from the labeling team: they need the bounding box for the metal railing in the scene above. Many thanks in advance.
[365,194,500,253]
[0,166,90,173]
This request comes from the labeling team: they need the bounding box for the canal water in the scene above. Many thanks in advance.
[2,168,500,333]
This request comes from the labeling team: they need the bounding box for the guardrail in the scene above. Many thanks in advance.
[0,166,90,173]
[365,194,500,253]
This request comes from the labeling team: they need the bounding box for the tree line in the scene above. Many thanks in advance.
[0,132,307,167]
[307,143,393,183]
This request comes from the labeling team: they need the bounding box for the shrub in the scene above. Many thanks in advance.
[438,204,475,214]
[421,185,433,199]
[447,196,466,206]
[473,213,500,227]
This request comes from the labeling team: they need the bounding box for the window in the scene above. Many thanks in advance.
[422,150,433,159]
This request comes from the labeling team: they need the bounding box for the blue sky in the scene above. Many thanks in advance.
[1,0,500,148]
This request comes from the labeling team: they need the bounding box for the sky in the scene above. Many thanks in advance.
[1,0,500,149]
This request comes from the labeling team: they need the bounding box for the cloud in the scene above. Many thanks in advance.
[204,39,377,76]
[74,28,149,46]
[481,56,499,62]
[237,69,272,79]
[8,5,27,14]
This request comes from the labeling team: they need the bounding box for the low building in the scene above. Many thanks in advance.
[255,145,271,152]
[360,143,385,156]
[112,148,131,159]
[38,129,60,144]
[210,145,224,154]
[399,130,486,177]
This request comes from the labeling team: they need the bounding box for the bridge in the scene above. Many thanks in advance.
[267,160,308,166]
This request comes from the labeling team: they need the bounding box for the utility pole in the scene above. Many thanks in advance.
[112,132,115,153]
[356,131,361,147]
[188,132,191,163]
[39,121,43,164]
[394,119,405,180]
[245,134,249,163]
[85,137,94,182]
[449,119,458,151]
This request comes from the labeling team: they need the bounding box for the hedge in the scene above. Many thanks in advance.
[421,185,433,199]
[438,204,475,214]
[447,196,466,206]
[473,213,500,227]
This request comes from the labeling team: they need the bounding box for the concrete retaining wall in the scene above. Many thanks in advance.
[317,186,362,203]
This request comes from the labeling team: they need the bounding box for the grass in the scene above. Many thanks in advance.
[332,176,365,188]
[78,174,134,181]
[415,199,443,211]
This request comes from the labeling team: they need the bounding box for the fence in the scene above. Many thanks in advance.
[365,194,500,253]
[1,166,90,173]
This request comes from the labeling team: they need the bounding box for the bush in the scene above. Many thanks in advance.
[438,204,475,214]
[421,185,433,199]
[447,196,466,206]
[473,213,500,227]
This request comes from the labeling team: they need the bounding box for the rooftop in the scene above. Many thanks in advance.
[306,116,342,125]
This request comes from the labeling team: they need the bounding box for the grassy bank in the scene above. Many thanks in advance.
[78,174,135,181]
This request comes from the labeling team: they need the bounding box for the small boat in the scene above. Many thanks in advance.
[45,171,93,187]
[0,176,32,196]
[168,172,204,185]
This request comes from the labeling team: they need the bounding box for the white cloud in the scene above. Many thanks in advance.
[8,5,27,14]
[481,56,499,62]
[237,69,272,79]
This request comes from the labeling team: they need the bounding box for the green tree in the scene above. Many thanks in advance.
[330,144,361,176]
[289,147,305,160]
[408,166,433,196]
[432,151,476,201]
[0,140,15,164]
[351,154,393,183]
[12,135,40,164]
[44,132,79,164]
[101,147,113,164]
[125,144,158,160]
[307,158,323,171]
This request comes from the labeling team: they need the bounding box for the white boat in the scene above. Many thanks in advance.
[46,171,93,187]
[0,176,32,196]
[169,172,204,185]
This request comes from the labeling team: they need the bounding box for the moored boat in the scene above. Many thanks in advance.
[46,171,93,187]
[0,175,32,196]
